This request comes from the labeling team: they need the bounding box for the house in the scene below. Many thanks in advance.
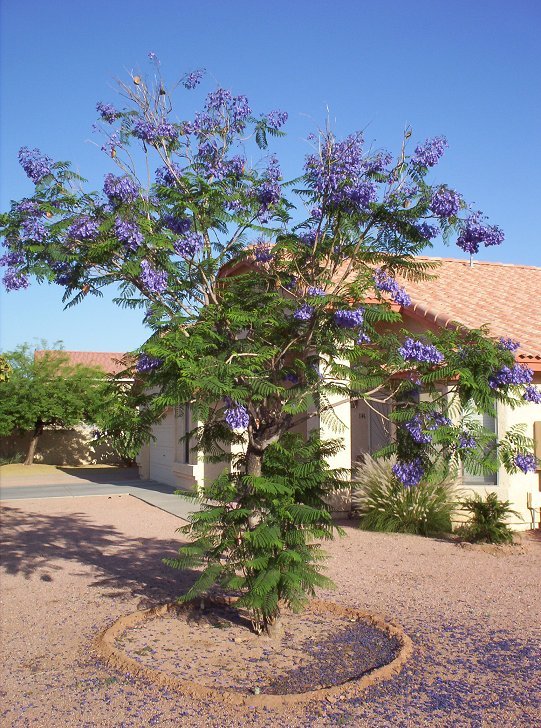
[137,256,541,529]
[0,351,130,465]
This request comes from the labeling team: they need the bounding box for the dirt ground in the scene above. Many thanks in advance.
[1,494,540,727]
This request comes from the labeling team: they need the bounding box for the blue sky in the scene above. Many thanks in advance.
[1,0,540,353]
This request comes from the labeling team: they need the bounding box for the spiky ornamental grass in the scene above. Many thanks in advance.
[352,455,459,536]
[1,57,537,632]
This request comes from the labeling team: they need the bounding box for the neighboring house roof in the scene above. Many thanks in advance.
[35,350,129,375]
[398,258,541,365]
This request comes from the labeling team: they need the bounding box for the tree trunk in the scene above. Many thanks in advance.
[24,419,44,465]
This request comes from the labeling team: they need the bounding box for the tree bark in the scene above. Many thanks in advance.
[24,419,44,465]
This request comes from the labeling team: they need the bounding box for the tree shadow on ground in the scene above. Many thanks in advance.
[58,466,140,483]
[0,504,196,606]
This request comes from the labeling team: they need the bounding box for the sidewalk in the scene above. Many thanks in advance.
[0,464,200,521]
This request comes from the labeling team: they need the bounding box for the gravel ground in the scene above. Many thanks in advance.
[1,494,540,727]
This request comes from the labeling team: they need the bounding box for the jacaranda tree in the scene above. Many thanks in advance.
[1,56,538,632]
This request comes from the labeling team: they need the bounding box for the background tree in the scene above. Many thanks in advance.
[0,57,537,631]
[0,344,109,465]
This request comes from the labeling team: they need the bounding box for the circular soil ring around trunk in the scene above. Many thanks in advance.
[94,599,413,709]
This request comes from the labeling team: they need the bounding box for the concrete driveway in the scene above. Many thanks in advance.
[0,464,199,521]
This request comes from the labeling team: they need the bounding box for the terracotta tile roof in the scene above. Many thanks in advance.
[35,351,130,375]
[398,258,541,363]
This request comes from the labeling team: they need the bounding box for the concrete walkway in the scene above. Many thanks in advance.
[0,465,200,521]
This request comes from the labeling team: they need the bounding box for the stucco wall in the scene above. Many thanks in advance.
[0,424,123,465]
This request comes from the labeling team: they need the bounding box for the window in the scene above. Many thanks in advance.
[462,408,497,486]
[175,404,191,464]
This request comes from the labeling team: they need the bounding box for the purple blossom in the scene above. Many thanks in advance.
[489,364,533,389]
[224,403,249,431]
[392,458,425,487]
[103,173,139,204]
[304,132,377,212]
[101,132,119,157]
[162,214,191,235]
[18,147,53,184]
[183,69,205,89]
[456,212,505,255]
[399,338,444,365]
[430,187,461,218]
[514,453,537,474]
[203,89,252,134]
[459,432,477,450]
[140,260,167,294]
[284,372,299,384]
[294,304,315,321]
[0,249,24,267]
[374,268,411,307]
[96,102,120,123]
[307,286,326,296]
[299,229,318,247]
[364,151,393,174]
[115,218,143,251]
[333,307,365,329]
[257,156,281,213]
[174,232,203,258]
[133,118,178,144]
[266,110,288,129]
[427,412,452,429]
[523,386,541,404]
[67,215,99,241]
[404,416,432,444]
[51,261,75,286]
[20,217,47,243]
[136,354,163,372]
[498,337,520,353]
[3,267,29,291]
[155,164,184,187]
[356,330,372,345]
[254,240,273,263]
[411,136,448,168]
[414,222,439,240]
[16,199,42,216]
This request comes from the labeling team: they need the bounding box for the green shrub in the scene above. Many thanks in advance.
[0,452,24,465]
[458,492,521,544]
[352,454,458,536]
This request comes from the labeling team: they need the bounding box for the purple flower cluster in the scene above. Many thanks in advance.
[411,136,448,168]
[514,453,537,474]
[413,222,439,240]
[284,372,299,384]
[294,304,315,321]
[140,260,168,294]
[96,101,120,123]
[67,215,99,241]
[523,386,541,404]
[334,307,365,328]
[266,110,288,129]
[103,174,139,204]
[18,147,53,184]
[254,240,273,263]
[374,268,411,307]
[430,187,461,218]
[133,118,178,144]
[459,432,477,450]
[51,261,75,286]
[489,364,533,389]
[456,212,504,255]
[162,214,191,235]
[364,151,393,174]
[174,232,203,259]
[183,69,205,89]
[304,132,377,212]
[307,286,326,296]
[257,156,282,213]
[498,337,520,352]
[0,249,24,267]
[392,458,424,487]
[224,403,250,431]
[136,353,163,373]
[155,164,183,187]
[20,216,46,243]
[399,338,444,365]
[405,416,432,445]
[356,330,372,345]
[16,199,42,215]
[3,267,29,291]
[299,229,317,247]
[101,132,119,157]
[115,218,143,251]
[206,89,251,132]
